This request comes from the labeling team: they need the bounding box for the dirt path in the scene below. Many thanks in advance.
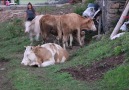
[0,10,25,22]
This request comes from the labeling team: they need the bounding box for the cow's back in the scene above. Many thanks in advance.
[40,15,60,32]
[60,13,81,32]
[40,15,61,41]
[53,44,69,63]
[41,43,69,63]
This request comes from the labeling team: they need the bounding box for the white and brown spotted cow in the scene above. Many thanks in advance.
[21,43,69,67]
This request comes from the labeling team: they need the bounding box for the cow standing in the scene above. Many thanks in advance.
[60,13,97,49]
[25,15,44,45]
[39,14,61,43]
[39,13,97,49]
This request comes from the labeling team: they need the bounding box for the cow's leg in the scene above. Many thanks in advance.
[29,33,34,45]
[35,58,43,67]
[63,35,68,49]
[77,29,82,47]
[80,31,85,46]
[35,33,40,41]
[40,59,55,67]
[41,32,47,44]
[65,42,68,47]
[69,34,73,48]
[57,26,62,45]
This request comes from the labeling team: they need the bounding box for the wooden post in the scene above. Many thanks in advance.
[110,1,129,39]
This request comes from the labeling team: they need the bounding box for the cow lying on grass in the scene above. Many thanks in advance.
[25,15,43,45]
[21,43,69,67]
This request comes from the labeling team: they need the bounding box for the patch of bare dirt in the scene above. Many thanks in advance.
[60,54,125,82]
[0,10,25,22]
[0,4,74,23]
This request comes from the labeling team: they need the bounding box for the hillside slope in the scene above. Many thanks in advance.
[0,17,129,90]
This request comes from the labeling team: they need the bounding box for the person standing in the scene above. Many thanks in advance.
[25,2,36,21]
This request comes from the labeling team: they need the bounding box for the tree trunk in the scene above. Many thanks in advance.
[110,1,129,39]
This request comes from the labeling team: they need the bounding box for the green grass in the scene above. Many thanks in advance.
[0,18,129,90]
[74,0,95,15]
[101,64,129,90]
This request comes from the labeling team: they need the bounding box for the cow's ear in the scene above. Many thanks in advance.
[31,46,34,50]
[86,18,92,23]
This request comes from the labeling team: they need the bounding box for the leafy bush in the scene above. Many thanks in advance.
[74,0,95,15]
[74,5,86,15]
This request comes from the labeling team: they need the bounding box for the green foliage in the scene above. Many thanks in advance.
[114,46,122,55]
[74,0,95,15]
[0,18,24,41]
[8,65,44,90]
[1,17,129,90]
[86,0,95,3]
[74,5,86,15]
[101,64,129,90]
[0,18,29,60]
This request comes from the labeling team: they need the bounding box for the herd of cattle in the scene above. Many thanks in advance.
[21,13,97,67]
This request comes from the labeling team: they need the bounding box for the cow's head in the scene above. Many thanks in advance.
[81,18,97,31]
[24,21,31,33]
[21,46,38,66]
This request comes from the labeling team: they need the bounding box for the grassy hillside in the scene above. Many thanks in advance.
[0,19,129,90]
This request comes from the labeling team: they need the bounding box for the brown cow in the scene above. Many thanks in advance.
[39,14,61,43]
[40,13,96,49]
[60,13,96,49]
